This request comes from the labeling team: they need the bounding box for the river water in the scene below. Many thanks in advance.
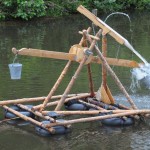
[0,11,150,150]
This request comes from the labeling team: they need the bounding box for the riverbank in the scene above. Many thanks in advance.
[1,0,150,21]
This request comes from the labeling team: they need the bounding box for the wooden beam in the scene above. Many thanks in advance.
[42,110,130,115]
[77,5,125,44]
[12,48,75,61]
[44,109,150,127]
[0,93,85,106]
[12,47,140,68]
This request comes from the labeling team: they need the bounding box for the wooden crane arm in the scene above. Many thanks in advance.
[12,47,140,68]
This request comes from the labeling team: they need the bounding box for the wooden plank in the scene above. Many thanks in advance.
[12,48,75,61]
[77,5,125,44]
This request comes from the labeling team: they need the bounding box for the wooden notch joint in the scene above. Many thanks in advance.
[79,31,100,41]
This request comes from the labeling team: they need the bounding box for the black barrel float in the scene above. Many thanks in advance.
[4,105,35,125]
[99,112,134,127]
[65,99,87,110]
[35,119,70,136]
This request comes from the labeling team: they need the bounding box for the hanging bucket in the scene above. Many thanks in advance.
[8,63,22,79]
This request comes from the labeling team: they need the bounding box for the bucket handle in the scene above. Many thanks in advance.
[12,53,19,64]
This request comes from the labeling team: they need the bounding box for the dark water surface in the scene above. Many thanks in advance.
[0,11,150,150]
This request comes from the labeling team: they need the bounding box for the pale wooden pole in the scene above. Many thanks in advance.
[17,104,55,122]
[84,30,137,110]
[42,109,130,116]
[78,99,105,110]
[87,64,95,97]
[80,27,95,97]
[33,93,91,110]
[102,35,107,90]
[39,60,72,111]
[45,109,150,127]
[55,56,89,111]
[3,105,55,133]
[0,93,85,106]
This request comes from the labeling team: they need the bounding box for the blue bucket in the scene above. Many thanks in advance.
[8,63,22,80]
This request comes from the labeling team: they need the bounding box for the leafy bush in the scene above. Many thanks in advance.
[0,0,150,20]
[0,0,46,20]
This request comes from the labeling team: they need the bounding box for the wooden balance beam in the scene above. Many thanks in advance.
[12,48,140,68]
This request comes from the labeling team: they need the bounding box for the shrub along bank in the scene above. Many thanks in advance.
[0,0,150,20]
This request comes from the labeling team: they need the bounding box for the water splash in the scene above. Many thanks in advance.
[131,64,150,91]
[124,40,149,65]
[104,12,150,90]
[104,12,131,25]
[104,12,148,65]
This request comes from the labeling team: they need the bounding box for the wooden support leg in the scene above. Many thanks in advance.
[84,30,137,109]
[55,56,88,111]
[38,60,72,112]
[87,64,95,97]
[79,27,95,97]
[38,27,92,112]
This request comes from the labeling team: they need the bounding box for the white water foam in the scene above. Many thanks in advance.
[131,63,150,91]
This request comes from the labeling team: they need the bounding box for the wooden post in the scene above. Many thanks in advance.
[80,27,95,97]
[87,64,95,97]
[3,105,55,133]
[102,35,107,90]
[84,30,137,110]
[42,109,130,116]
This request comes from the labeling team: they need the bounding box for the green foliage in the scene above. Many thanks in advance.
[0,0,46,20]
[94,0,123,12]
[0,0,150,20]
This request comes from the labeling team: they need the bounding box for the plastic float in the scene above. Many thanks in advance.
[1,5,150,137]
